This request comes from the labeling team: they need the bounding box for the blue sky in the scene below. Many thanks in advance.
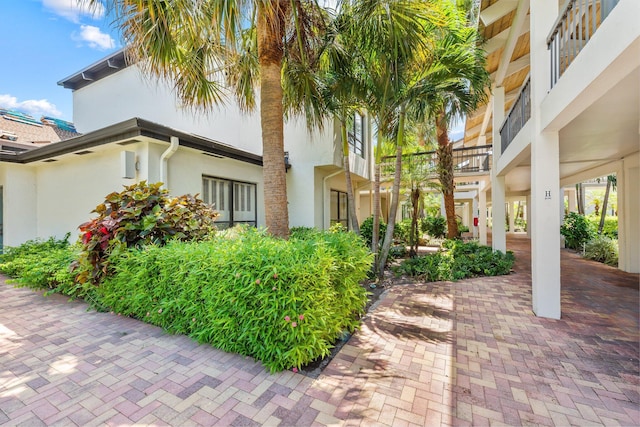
[0,0,465,139]
[0,0,120,121]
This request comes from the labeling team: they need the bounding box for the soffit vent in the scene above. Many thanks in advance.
[74,150,93,155]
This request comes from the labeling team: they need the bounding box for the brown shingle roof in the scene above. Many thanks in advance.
[0,109,80,150]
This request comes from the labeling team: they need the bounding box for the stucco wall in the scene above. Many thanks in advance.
[36,146,136,241]
[0,164,38,247]
[164,143,265,227]
[69,61,374,232]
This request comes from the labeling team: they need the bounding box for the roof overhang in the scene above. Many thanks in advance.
[0,118,263,167]
[58,49,129,90]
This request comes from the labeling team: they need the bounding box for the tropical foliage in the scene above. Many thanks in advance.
[1,226,372,372]
[75,182,218,285]
[583,235,618,267]
[395,239,514,281]
[561,212,596,250]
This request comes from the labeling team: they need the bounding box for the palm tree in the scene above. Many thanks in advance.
[428,6,489,239]
[313,7,368,234]
[344,0,446,276]
[96,0,328,238]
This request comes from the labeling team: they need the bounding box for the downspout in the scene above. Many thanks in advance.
[322,170,343,229]
[159,136,179,188]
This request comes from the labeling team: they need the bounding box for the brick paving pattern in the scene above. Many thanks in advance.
[1,235,638,426]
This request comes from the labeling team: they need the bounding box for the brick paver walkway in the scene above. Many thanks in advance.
[1,235,638,426]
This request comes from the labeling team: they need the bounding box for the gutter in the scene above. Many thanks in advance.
[160,136,179,188]
[322,169,343,229]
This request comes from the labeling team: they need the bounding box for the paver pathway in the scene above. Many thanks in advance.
[1,235,638,426]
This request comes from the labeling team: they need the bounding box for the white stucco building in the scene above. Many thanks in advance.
[0,50,373,248]
[463,0,639,318]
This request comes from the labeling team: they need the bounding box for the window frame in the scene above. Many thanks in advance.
[202,176,258,229]
[330,189,349,229]
[347,113,365,158]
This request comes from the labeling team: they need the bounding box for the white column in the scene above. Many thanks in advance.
[472,195,479,239]
[491,86,507,253]
[530,0,561,319]
[508,199,516,232]
[619,159,640,273]
[479,183,488,245]
[526,194,532,237]
[440,194,446,217]
[567,187,577,213]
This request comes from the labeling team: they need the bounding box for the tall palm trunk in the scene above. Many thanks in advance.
[436,111,457,239]
[257,2,289,238]
[598,176,612,234]
[341,121,360,234]
[372,162,381,266]
[409,185,421,257]
[576,183,584,215]
[377,109,406,276]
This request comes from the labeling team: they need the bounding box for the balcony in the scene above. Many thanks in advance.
[380,145,492,182]
[500,77,531,154]
[548,0,620,88]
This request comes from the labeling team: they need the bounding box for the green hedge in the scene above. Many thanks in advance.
[0,235,80,297]
[98,227,372,372]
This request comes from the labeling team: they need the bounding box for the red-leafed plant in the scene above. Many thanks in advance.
[75,181,218,285]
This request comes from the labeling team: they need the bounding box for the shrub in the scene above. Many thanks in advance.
[422,216,446,238]
[586,215,618,238]
[393,219,412,243]
[561,212,595,250]
[583,236,618,266]
[389,245,408,259]
[98,227,372,372]
[360,216,386,249]
[76,182,218,285]
[396,239,514,281]
[0,235,77,293]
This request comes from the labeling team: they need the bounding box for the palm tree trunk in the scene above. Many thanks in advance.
[372,163,381,264]
[576,183,584,215]
[410,186,420,256]
[257,3,289,238]
[341,121,360,234]
[377,109,405,276]
[598,177,611,234]
[436,111,457,239]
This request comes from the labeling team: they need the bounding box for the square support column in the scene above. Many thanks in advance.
[530,0,561,319]
[619,158,640,273]
[526,194,531,237]
[479,183,488,245]
[508,199,516,232]
[491,86,506,253]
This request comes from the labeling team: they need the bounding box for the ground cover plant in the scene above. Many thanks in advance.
[583,235,618,267]
[395,239,514,281]
[0,235,78,296]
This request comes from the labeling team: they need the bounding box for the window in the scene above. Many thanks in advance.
[202,176,257,229]
[330,189,349,229]
[348,113,365,157]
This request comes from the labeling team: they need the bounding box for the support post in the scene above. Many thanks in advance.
[491,86,507,253]
[530,0,561,319]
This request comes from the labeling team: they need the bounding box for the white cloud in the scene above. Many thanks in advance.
[0,94,62,118]
[72,25,115,50]
[42,0,105,23]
